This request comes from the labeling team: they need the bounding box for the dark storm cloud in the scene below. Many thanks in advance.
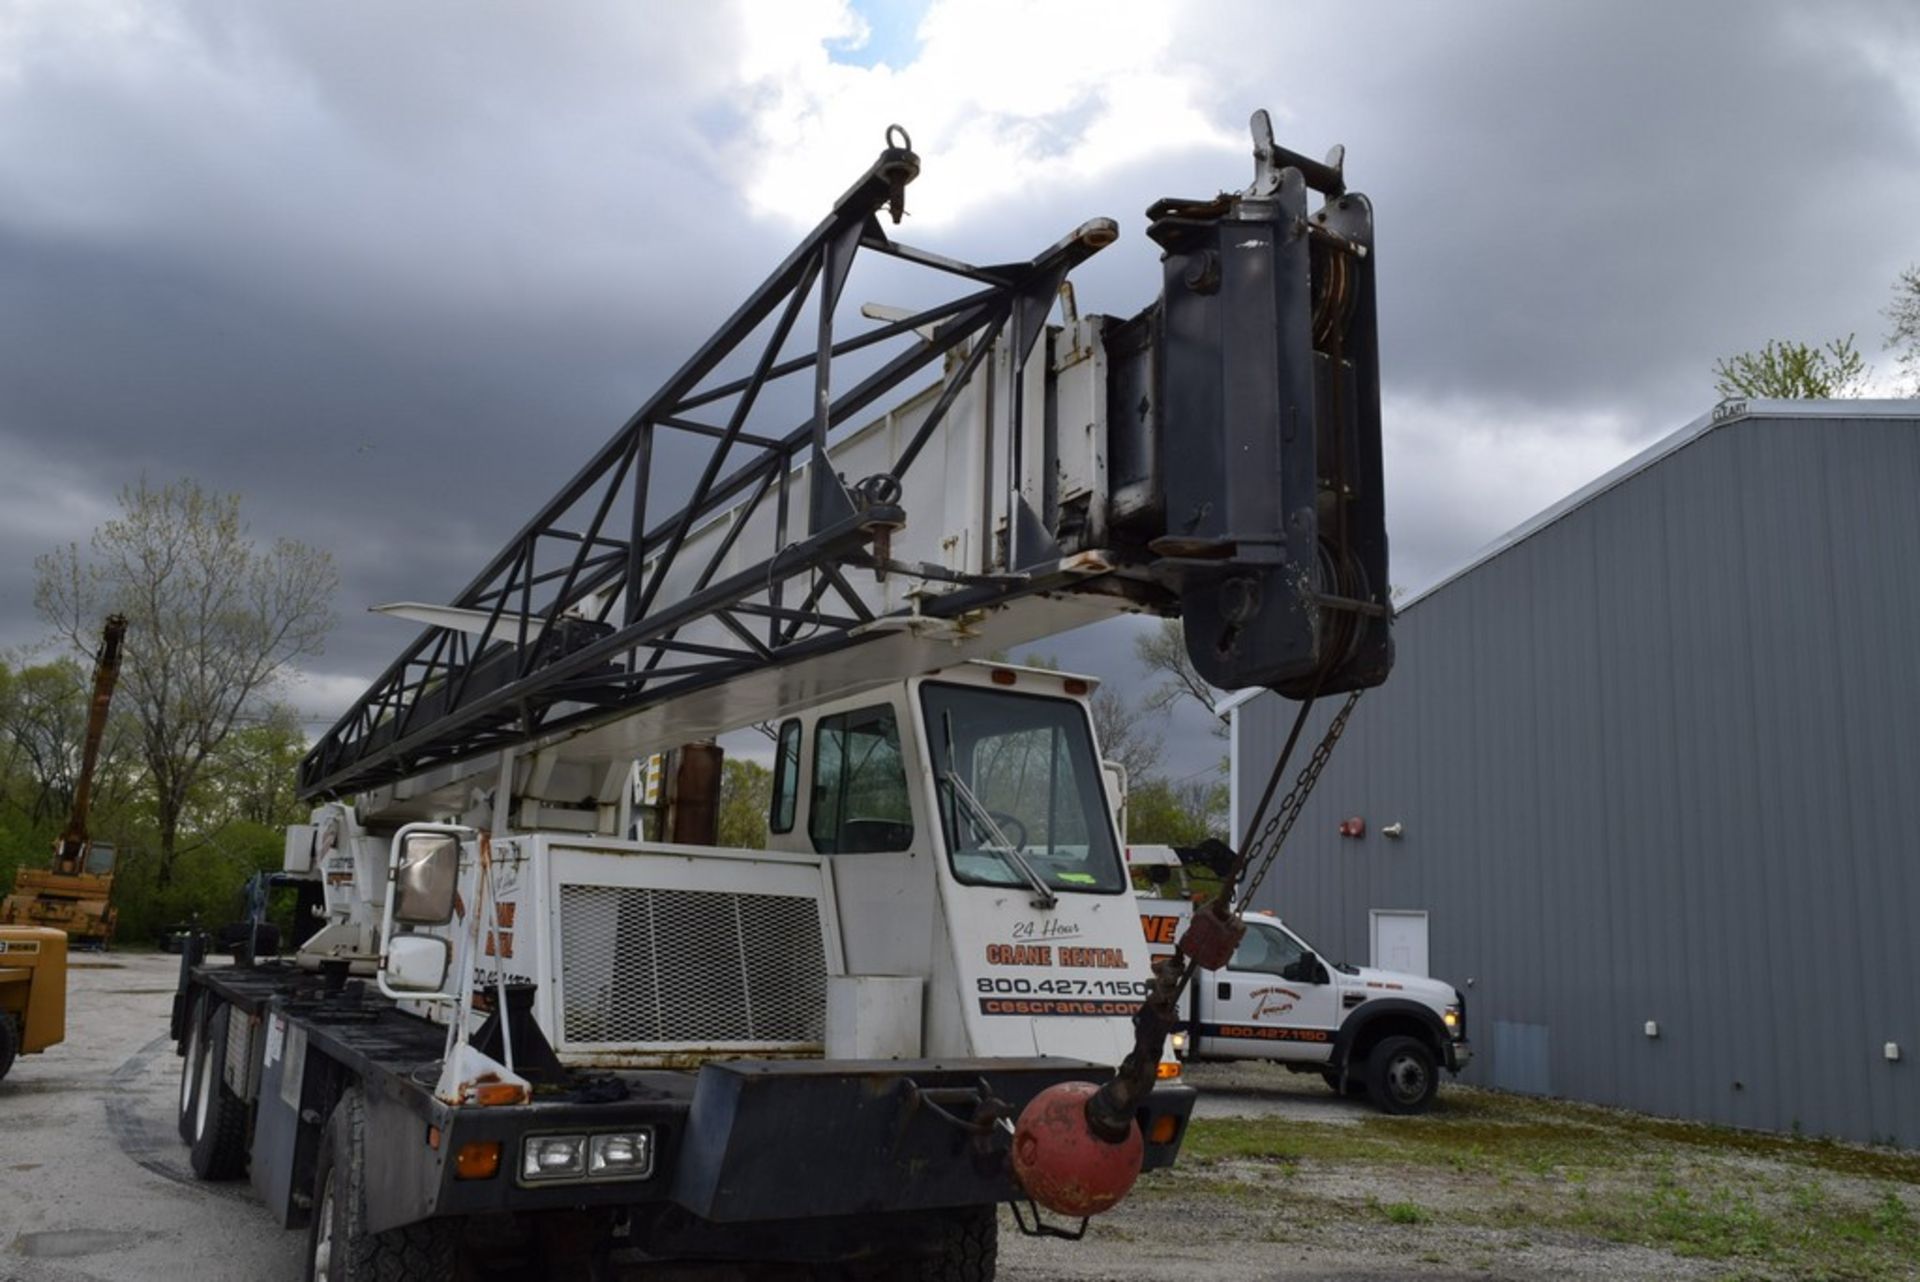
[1195,0,1920,418]
[2,0,1915,756]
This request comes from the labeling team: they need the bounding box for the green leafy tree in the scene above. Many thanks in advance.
[1713,335,1868,400]
[1887,265,1920,394]
[1126,776,1229,846]
[717,757,772,849]
[0,653,136,829]
[195,705,309,830]
[35,480,337,886]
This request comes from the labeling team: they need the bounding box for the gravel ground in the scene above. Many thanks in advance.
[5,956,1912,1281]
[1002,1061,1724,1282]
[0,950,302,1282]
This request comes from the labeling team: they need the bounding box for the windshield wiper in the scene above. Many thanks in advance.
[941,771,1057,910]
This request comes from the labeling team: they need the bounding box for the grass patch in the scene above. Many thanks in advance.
[1168,1089,1920,1277]
[1380,1200,1431,1225]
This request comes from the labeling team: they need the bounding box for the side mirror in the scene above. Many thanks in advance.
[382,934,451,994]
[392,831,460,925]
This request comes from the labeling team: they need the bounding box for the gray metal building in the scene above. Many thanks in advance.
[1228,400,1920,1148]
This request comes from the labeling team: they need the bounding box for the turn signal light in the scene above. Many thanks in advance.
[472,1079,529,1106]
[1155,1060,1182,1080]
[455,1140,502,1181]
[1148,1114,1181,1145]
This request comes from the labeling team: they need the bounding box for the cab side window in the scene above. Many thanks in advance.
[769,718,801,834]
[810,704,914,854]
[1228,923,1307,977]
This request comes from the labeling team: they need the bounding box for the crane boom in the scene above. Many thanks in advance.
[53,614,126,875]
[299,115,1392,805]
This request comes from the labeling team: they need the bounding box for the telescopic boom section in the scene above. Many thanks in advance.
[54,614,127,874]
[298,114,1392,802]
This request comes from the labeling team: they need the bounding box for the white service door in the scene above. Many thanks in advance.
[1370,910,1429,976]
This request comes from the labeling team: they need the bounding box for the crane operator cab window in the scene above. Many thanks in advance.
[810,705,914,853]
[920,683,1124,894]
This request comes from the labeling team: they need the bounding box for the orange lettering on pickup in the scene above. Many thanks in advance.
[1141,915,1180,946]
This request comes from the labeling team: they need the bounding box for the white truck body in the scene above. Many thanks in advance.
[303,664,1161,1076]
[1130,845,1470,1112]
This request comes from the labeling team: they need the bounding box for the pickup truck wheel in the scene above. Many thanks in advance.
[307,1088,457,1282]
[176,994,206,1141]
[0,1012,18,1083]
[187,1000,250,1179]
[1366,1035,1438,1115]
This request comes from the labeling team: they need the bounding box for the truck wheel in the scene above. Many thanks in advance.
[176,994,207,1141]
[188,1000,251,1179]
[887,1206,997,1282]
[0,1012,18,1083]
[1365,1035,1439,1115]
[307,1088,457,1282]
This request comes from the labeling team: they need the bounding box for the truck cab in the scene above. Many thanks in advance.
[1132,846,1470,1113]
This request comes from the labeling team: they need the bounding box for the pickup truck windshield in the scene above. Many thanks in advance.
[920,682,1124,894]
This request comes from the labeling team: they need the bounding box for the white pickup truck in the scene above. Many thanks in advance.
[1130,845,1470,1113]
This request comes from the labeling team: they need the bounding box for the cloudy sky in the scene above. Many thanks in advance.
[4,0,1917,779]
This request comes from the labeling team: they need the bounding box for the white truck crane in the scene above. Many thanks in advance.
[168,112,1392,1281]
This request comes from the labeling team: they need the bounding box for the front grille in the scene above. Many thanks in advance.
[557,884,827,1049]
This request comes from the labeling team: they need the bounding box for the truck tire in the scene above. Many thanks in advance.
[176,993,207,1142]
[888,1206,996,1282]
[307,1088,457,1282]
[188,1000,250,1179]
[0,1012,18,1083]
[1365,1035,1439,1115]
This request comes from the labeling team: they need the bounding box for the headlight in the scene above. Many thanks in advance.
[522,1134,587,1181]
[1169,1030,1190,1055]
[589,1131,653,1178]
[520,1129,656,1184]
[1442,1005,1462,1035]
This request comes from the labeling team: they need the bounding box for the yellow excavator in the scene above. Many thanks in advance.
[1,614,127,949]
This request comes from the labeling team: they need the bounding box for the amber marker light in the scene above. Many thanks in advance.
[1155,1060,1183,1080]
[473,1080,528,1106]
[1148,1114,1181,1145]
[455,1140,502,1180]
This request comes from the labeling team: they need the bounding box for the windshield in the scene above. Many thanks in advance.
[919,682,1124,894]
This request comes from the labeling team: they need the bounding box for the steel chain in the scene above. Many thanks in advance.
[1233,689,1362,911]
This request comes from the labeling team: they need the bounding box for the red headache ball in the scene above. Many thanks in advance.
[1010,1081,1144,1217]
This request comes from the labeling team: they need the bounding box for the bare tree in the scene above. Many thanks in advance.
[1089,685,1163,782]
[1888,265,1920,394]
[36,480,337,885]
[1135,618,1228,738]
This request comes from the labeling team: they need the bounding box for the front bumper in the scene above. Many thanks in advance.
[1446,1039,1473,1073]
[410,1058,1196,1229]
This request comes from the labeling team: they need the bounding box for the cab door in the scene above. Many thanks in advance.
[1205,920,1340,1062]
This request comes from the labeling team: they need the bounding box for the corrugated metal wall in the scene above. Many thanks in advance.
[1235,408,1920,1148]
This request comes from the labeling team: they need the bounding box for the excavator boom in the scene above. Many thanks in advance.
[53,613,127,872]
[3,614,128,946]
